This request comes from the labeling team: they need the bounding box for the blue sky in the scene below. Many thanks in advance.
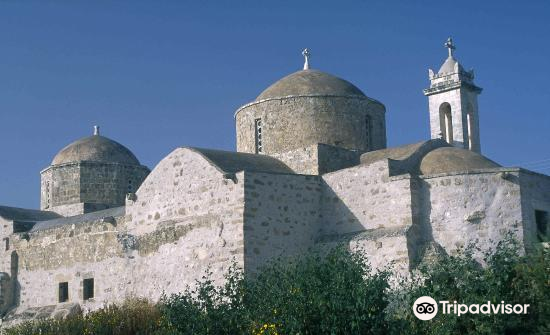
[1,1,549,209]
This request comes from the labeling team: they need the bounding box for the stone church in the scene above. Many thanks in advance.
[1,39,549,321]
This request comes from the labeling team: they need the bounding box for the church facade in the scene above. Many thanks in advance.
[1,39,549,322]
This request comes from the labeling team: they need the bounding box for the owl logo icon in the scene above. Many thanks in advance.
[413,296,438,320]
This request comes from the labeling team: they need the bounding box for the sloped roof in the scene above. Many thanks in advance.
[30,206,125,232]
[0,206,61,222]
[187,148,294,174]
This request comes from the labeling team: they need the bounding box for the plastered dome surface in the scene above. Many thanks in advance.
[256,69,366,100]
[420,146,500,175]
[52,134,140,166]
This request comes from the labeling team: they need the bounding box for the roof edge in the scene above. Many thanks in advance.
[41,161,150,174]
[182,147,294,175]
[234,94,384,118]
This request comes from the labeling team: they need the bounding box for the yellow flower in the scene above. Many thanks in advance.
[253,322,278,335]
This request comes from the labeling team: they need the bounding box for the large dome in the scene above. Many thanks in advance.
[420,146,500,175]
[256,69,366,101]
[236,66,387,161]
[52,134,140,166]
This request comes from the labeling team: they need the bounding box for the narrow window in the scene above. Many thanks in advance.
[4,238,8,251]
[59,282,69,303]
[535,210,548,242]
[83,278,94,300]
[466,113,472,149]
[254,118,263,154]
[365,115,373,150]
[128,179,133,192]
[439,103,453,144]
[466,103,475,151]
[46,181,50,208]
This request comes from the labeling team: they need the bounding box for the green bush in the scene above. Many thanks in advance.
[388,240,550,335]
[5,241,549,335]
[5,298,162,335]
[159,247,390,335]
[243,247,390,335]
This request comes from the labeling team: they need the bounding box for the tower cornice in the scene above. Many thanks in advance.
[423,80,482,96]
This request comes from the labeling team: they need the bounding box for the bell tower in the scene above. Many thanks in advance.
[424,38,483,153]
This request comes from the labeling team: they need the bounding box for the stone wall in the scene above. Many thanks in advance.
[13,217,125,311]
[40,162,149,216]
[0,272,13,315]
[518,170,550,247]
[270,143,361,175]
[7,145,550,319]
[124,147,246,300]
[40,164,80,210]
[317,144,362,175]
[10,147,246,313]
[0,218,15,314]
[419,169,524,261]
[320,160,415,272]
[270,145,319,175]
[321,160,414,235]
[235,96,386,156]
[79,163,149,206]
[242,172,321,271]
[0,219,14,274]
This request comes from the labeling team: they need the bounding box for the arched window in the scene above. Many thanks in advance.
[439,103,453,144]
[466,103,474,150]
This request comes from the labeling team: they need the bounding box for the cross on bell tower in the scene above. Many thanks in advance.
[423,37,483,153]
[444,37,456,58]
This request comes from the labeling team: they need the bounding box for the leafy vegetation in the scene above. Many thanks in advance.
[6,241,549,335]
[5,298,162,335]
[158,248,390,335]
[388,240,550,335]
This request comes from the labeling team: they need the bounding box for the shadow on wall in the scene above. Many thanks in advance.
[0,251,19,316]
[10,251,19,309]
[318,180,369,239]
[321,176,449,272]
[501,173,536,253]
[407,178,442,270]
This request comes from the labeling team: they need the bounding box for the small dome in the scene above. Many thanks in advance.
[420,147,500,175]
[438,56,464,74]
[52,135,140,166]
[256,69,366,101]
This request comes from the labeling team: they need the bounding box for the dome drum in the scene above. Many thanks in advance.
[236,96,386,155]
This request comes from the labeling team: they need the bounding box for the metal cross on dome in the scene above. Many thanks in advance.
[444,37,456,58]
[302,48,311,70]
